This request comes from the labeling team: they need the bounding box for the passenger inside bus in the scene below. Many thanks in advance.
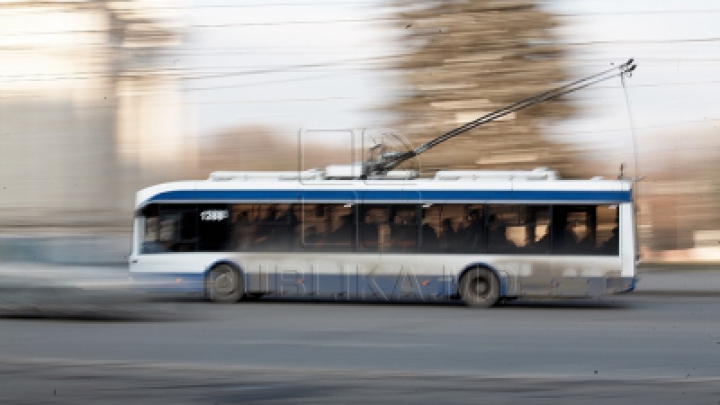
[576,232,597,254]
[468,210,484,251]
[555,220,579,253]
[602,226,620,254]
[331,214,354,243]
[440,218,456,251]
[361,212,379,250]
[533,230,551,253]
[390,213,417,251]
[420,221,440,252]
[487,214,517,253]
[454,210,484,252]
[455,217,471,250]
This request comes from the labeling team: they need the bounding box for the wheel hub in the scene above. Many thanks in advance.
[215,272,235,295]
[473,278,488,297]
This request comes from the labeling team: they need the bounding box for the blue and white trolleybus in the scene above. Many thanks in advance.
[128,60,639,307]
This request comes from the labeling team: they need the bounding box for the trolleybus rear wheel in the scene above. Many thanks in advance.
[459,267,500,308]
[207,264,242,303]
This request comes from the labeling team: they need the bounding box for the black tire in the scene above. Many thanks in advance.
[459,267,500,308]
[206,264,243,303]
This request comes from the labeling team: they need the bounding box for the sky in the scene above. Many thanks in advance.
[177,0,720,176]
[180,0,394,132]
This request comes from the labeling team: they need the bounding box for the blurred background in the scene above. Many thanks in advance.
[0,0,719,264]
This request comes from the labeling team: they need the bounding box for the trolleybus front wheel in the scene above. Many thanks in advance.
[206,264,243,303]
[459,267,500,308]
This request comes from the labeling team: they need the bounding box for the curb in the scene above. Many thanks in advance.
[629,290,720,297]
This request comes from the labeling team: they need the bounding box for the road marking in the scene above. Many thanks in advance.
[1,357,719,383]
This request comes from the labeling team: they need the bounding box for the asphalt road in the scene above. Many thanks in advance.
[1,294,719,404]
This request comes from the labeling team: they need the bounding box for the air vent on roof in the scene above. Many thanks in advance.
[209,170,323,181]
[434,167,558,181]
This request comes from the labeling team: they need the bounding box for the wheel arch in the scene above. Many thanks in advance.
[457,262,507,298]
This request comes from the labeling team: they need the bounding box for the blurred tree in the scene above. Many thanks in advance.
[387,0,576,173]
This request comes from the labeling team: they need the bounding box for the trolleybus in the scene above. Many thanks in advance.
[128,167,637,307]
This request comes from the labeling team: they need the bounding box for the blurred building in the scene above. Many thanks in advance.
[639,151,720,259]
[0,0,193,231]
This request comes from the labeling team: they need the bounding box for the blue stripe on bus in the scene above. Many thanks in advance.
[147,189,632,204]
[130,271,637,297]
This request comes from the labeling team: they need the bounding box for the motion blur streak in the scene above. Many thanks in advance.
[0,2,719,403]
[1,0,718,263]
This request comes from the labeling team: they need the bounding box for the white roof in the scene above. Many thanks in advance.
[135,168,632,209]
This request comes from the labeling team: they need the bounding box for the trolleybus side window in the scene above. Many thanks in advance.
[551,205,619,255]
[142,204,160,252]
[354,204,422,253]
[141,204,197,254]
[598,205,620,255]
[420,204,484,253]
[140,202,621,256]
[299,204,423,253]
[388,205,419,252]
[298,204,354,252]
[486,205,551,254]
[230,204,299,252]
